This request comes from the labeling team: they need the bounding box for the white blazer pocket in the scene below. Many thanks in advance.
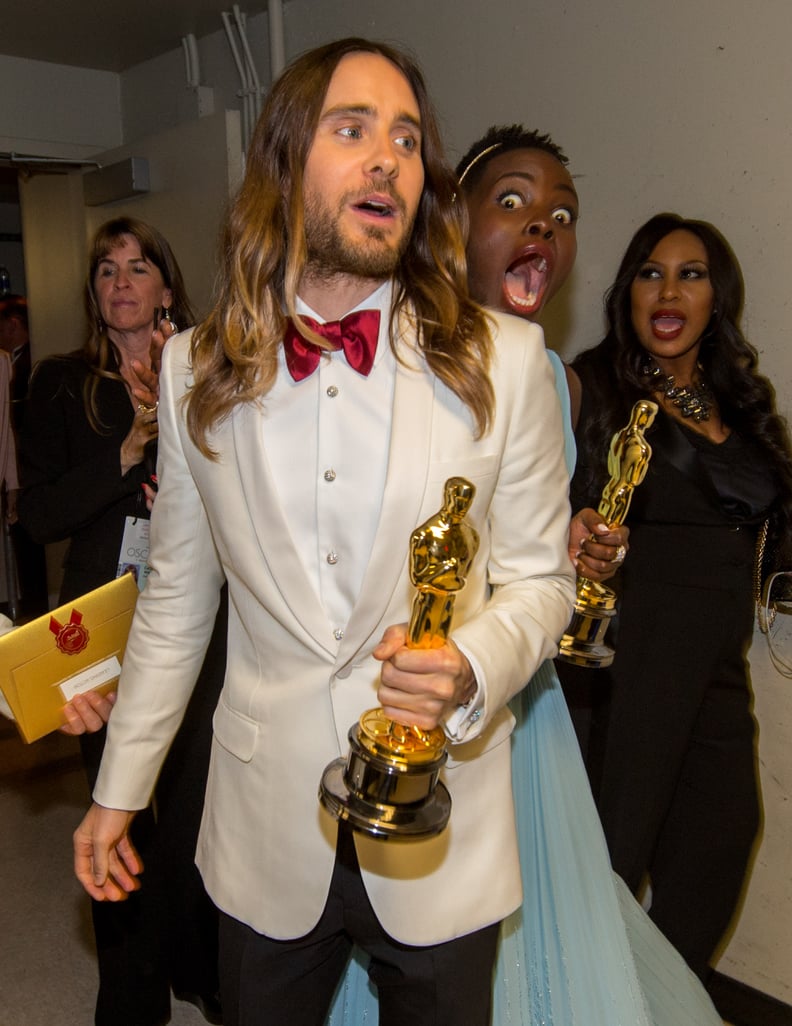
[426,455,501,517]
[426,454,501,486]
[213,699,259,763]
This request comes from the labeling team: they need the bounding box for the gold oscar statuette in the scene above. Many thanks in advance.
[319,477,479,840]
[558,399,658,668]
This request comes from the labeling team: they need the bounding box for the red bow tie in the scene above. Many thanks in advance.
[283,310,381,382]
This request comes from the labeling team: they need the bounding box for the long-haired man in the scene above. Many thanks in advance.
[74,38,574,1025]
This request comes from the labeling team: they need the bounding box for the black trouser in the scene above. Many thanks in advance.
[9,520,49,620]
[596,555,760,982]
[218,826,500,1026]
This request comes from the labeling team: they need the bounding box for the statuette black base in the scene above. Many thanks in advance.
[319,726,451,840]
[557,604,616,668]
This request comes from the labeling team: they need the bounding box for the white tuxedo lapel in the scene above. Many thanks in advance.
[230,399,336,656]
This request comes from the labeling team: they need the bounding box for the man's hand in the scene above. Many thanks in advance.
[74,803,142,902]
[60,689,117,735]
[568,508,629,583]
[373,625,476,729]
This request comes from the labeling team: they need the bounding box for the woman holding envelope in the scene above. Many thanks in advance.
[17,217,223,1026]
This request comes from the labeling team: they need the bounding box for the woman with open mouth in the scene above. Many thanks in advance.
[569,212,792,989]
[455,132,725,1024]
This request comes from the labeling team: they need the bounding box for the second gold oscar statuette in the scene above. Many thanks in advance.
[558,399,657,668]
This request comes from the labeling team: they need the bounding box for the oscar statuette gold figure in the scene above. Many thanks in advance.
[319,478,479,839]
[558,399,658,667]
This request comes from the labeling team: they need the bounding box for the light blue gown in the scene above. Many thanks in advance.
[326,351,721,1025]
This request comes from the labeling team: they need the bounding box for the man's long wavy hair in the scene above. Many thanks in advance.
[81,217,195,432]
[573,212,792,567]
[187,37,493,456]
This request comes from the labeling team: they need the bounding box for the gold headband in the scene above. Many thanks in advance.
[456,142,503,187]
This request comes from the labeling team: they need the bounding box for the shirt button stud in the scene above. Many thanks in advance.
[326,551,338,565]
[324,469,336,482]
[326,385,339,398]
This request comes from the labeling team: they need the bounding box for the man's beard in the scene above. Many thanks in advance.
[303,186,414,281]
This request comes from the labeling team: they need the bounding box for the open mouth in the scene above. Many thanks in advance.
[650,312,686,340]
[353,198,396,218]
[503,252,552,316]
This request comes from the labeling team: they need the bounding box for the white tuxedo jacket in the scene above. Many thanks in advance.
[95,308,575,946]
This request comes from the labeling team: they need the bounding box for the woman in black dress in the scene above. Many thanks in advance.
[570,212,792,982]
[18,216,224,1025]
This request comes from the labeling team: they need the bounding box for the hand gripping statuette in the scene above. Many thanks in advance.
[558,399,658,667]
[319,477,479,840]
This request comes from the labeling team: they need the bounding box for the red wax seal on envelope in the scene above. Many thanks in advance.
[49,609,89,655]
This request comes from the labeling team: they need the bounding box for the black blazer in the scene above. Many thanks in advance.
[17,355,150,602]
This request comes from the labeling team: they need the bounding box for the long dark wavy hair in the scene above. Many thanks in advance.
[80,216,195,432]
[187,37,494,457]
[573,212,792,567]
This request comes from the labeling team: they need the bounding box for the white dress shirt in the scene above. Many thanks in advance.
[265,281,395,646]
[264,281,485,738]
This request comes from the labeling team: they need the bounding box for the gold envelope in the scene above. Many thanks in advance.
[0,572,139,744]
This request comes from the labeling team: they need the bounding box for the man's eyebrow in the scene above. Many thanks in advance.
[397,111,422,133]
[321,103,374,119]
[321,104,422,132]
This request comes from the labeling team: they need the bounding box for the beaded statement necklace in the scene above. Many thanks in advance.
[642,360,714,423]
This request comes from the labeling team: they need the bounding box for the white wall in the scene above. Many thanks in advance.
[731,627,792,998]
[1,0,791,1003]
[119,16,270,144]
[0,55,121,156]
[18,171,87,362]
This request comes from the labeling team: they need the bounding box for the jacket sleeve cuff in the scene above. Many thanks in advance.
[442,641,485,743]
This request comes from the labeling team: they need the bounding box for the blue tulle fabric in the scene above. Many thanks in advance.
[325,351,720,1025]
